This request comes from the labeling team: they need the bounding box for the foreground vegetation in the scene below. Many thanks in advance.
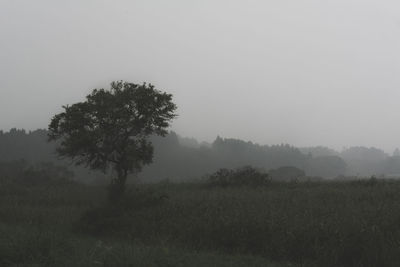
[1,177,400,266]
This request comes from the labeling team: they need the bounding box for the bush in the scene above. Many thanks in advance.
[0,160,74,187]
[269,166,306,182]
[207,166,270,187]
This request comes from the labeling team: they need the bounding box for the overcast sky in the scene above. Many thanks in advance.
[1,0,400,152]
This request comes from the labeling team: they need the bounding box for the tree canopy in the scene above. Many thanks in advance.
[48,81,177,200]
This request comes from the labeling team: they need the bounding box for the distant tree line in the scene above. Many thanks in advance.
[1,128,400,182]
[142,133,347,181]
[300,145,400,177]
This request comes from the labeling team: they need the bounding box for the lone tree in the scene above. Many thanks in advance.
[48,81,177,201]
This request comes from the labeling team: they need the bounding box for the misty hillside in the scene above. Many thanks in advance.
[2,128,400,183]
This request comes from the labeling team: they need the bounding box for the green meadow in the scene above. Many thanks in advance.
[1,178,400,266]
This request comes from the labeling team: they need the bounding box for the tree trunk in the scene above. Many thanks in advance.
[108,168,128,202]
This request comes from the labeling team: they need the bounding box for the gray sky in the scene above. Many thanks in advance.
[1,0,400,152]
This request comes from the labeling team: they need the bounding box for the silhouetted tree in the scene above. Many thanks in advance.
[48,81,177,201]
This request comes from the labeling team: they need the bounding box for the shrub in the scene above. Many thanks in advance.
[20,163,73,186]
[207,166,270,187]
[0,161,74,186]
[269,166,306,182]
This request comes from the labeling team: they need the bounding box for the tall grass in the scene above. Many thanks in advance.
[2,179,400,266]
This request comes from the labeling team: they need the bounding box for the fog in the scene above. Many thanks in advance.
[1,0,400,152]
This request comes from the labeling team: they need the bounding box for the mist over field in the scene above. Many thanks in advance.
[2,129,400,183]
[3,1,400,266]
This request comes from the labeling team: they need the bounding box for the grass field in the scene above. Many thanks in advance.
[1,178,400,266]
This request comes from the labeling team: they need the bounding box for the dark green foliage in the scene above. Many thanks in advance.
[0,224,280,267]
[5,129,400,181]
[0,129,56,162]
[48,81,177,199]
[211,137,308,171]
[207,166,270,187]
[77,188,168,236]
[269,166,305,181]
[0,160,73,187]
[20,162,74,186]
[86,181,400,267]
[299,146,340,157]
[383,156,400,177]
[0,180,282,266]
[306,155,347,178]
[4,176,400,266]
[341,146,388,176]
